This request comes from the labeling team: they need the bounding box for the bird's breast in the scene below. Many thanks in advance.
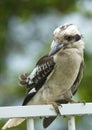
[46,48,83,98]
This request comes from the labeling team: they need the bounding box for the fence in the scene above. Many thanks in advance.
[0,103,92,130]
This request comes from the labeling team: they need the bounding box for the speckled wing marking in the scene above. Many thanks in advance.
[20,55,55,105]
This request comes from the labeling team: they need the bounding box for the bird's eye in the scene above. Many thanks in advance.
[64,35,73,41]
[75,34,81,41]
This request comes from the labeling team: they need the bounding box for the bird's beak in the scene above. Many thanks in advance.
[49,41,64,56]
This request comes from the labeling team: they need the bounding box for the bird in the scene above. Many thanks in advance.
[2,23,84,129]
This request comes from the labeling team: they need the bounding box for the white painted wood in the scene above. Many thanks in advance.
[1,103,92,130]
[0,103,92,118]
[0,105,57,118]
[58,103,92,116]
[68,116,76,130]
[27,118,34,130]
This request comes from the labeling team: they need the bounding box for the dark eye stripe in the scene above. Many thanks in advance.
[64,35,73,41]
[64,34,81,42]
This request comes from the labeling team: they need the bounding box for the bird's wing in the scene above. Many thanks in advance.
[71,61,84,95]
[19,55,55,105]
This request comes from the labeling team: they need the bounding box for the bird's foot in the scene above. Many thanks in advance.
[78,100,86,105]
[51,102,61,114]
[69,99,78,103]
[69,99,86,105]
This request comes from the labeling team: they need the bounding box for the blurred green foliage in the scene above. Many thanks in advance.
[0,0,76,75]
[0,0,92,130]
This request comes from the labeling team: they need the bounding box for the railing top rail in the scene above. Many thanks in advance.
[0,103,92,119]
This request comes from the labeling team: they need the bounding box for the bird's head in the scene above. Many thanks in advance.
[49,24,84,56]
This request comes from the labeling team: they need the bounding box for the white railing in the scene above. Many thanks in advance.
[0,103,92,130]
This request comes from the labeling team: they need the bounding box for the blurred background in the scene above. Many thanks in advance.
[0,0,92,130]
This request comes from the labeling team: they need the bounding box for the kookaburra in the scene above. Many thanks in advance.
[2,24,84,129]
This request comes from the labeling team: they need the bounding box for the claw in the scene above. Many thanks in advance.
[69,99,86,105]
[78,100,86,105]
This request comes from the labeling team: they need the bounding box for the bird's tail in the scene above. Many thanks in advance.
[43,116,56,128]
[2,118,25,130]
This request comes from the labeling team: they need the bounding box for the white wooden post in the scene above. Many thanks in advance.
[27,118,34,130]
[68,116,76,130]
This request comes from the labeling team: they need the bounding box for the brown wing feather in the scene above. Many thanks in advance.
[20,55,55,105]
[71,61,84,95]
